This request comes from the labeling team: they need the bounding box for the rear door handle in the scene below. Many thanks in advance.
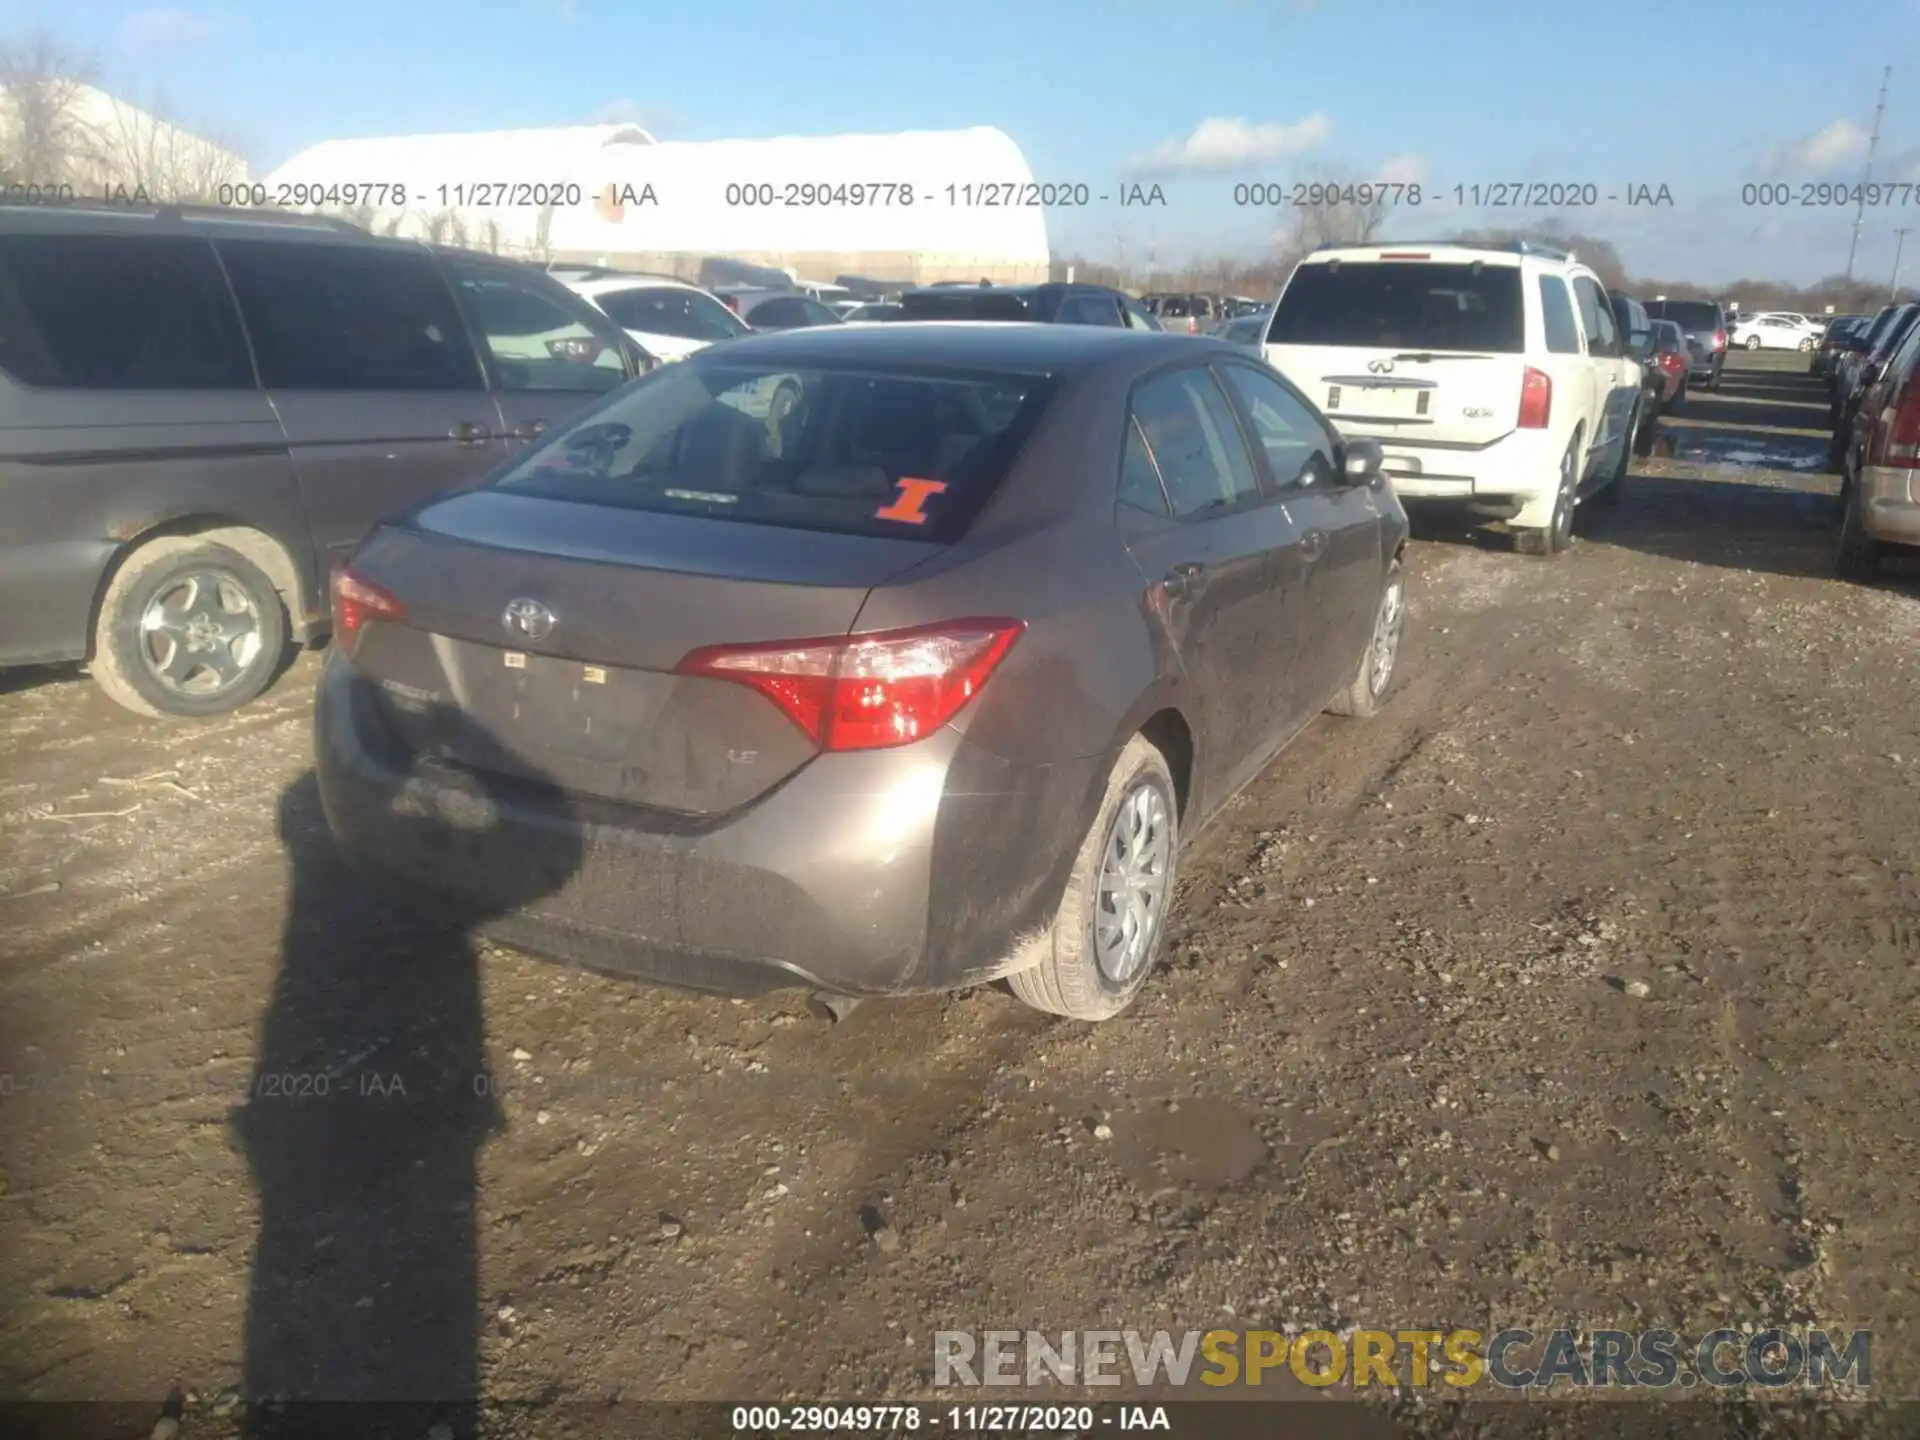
[448,421,492,445]
[512,420,548,441]
[1301,529,1328,563]
[1163,562,1208,601]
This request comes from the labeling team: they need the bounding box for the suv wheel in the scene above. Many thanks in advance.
[1834,479,1887,582]
[1515,435,1580,557]
[91,536,288,719]
[1327,558,1405,718]
[1008,735,1178,1022]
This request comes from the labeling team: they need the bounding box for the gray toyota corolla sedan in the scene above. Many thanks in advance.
[316,322,1409,1020]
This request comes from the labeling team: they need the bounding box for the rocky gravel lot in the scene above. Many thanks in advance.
[1,354,1916,1438]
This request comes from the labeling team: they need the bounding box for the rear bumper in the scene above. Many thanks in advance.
[314,653,1097,998]
[1859,464,1920,547]
[0,539,116,668]
[1376,428,1564,526]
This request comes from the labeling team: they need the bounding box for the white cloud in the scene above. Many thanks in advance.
[1756,118,1871,177]
[1373,152,1427,185]
[1122,113,1332,177]
[119,7,216,48]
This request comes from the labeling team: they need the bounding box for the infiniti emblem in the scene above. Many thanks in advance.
[502,597,555,641]
[1367,358,1395,374]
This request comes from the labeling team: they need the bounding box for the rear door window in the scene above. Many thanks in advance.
[1538,276,1580,355]
[595,286,748,342]
[1270,261,1526,353]
[444,259,630,393]
[221,241,486,391]
[1118,417,1171,514]
[0,233,255,390]
[1129,368,1263,517]
[495,360,1058,543]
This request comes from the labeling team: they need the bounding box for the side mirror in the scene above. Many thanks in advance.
[1341,436,1384,484]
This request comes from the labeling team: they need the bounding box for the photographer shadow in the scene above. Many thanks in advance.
[234,724,583,1437]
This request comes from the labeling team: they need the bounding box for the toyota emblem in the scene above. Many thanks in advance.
[1367,358,1395,374]
[502,598,555,641]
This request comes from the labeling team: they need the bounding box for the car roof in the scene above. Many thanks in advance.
[0,200,419,250]
[1303,239,1574,266]
[688,319,1225,374]
[568,275,710,298]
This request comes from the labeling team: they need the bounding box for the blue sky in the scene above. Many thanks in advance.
[13,0,1920,285]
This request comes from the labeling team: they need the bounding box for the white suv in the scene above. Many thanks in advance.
[1261,241,1643,555]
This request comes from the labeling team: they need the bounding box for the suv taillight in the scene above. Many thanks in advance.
[676,619,1025,751]
[1711,330,1727,350]
[1518,368,1552,429]
[330,561,406,659]
[1884,378,1920,467]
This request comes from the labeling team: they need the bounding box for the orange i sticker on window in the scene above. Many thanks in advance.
[873,477,948,525]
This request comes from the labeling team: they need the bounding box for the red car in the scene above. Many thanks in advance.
[1632,319,1690,454]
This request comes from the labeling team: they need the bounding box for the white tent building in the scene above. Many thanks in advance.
[262,124,1050,285]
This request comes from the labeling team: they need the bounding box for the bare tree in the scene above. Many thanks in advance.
[80,87,248,201]
[0,34,99,188]
[1271,168,1391,275]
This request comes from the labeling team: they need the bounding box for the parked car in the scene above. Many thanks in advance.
[0,202,648,718]
[895,282,1162,330]
[1832,304,1909,409]
[315,324,1410,1021]
[1831,302,1920,469]
[717,288,847,331]
[842,301,905,324]
[1147,293,1226,335]
[561,275,751,361]
[1836,308,1920,579]
[1730,312,1821,351]
[1261,239,1641,555]
[1609,293,1656,429]
[1812,315,1869,377]
[1642,298,1728,390]
[1209,313,1269,349]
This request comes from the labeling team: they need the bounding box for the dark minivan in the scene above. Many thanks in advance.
[0,202,648,717]
[1642,298,1729,390]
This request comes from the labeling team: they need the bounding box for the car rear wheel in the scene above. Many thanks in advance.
[91,536,288,719]
[1514,434,1580,557]
[1007,735,1179,1022]
[1835,479,1888,582]
[1327,558,1405,718]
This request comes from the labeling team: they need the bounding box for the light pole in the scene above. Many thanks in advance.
[1894,227,1913,302]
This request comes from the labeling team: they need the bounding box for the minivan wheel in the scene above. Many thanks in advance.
[1327,558,1405,719]
[1008,735,1178,1022]
[91,537,288,719]
[1514,436,1580,556]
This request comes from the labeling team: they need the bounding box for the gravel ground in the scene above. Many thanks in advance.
[1,353,1916,1438]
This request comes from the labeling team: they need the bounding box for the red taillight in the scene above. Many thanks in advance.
[1659,352,1685,373]
[1518,367,1552,429]
[1711,330,1727,350]
[1885,381,1920,466]
[330,562,406,657]
[676,618,1025,752]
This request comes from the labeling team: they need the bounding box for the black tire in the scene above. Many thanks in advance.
[1007,735,1179,1022]
[1514,432,1581,557]
[91,536,288,719]
[1834,479,1887,582]
[1327,557,1406,719]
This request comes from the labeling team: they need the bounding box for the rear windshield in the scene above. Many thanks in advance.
[594,286,748,343]
[494,360,1059,543]
[898,290,1038,322]
[1268,261,1526,353]
[1643,300,1722,332]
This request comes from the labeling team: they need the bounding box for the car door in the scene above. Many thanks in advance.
[1115,366,1307,811]
[440,255,633,452]
[1572,276,1634,483]
[1215,359,1382,715]
[218,239,504,565]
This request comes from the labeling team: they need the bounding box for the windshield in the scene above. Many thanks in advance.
[494,359,1059,542]
[1269,261,1526,352]
[594,286,749,343]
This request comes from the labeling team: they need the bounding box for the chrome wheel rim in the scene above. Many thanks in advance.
[139,569,264,698]
[1552,446,1577,544]
[1093,782,1173,986]
[1369,577,1404,697]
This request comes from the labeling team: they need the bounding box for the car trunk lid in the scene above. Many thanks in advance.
[344,488,940,816]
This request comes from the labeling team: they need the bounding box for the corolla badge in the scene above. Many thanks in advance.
[502,598,556,641]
